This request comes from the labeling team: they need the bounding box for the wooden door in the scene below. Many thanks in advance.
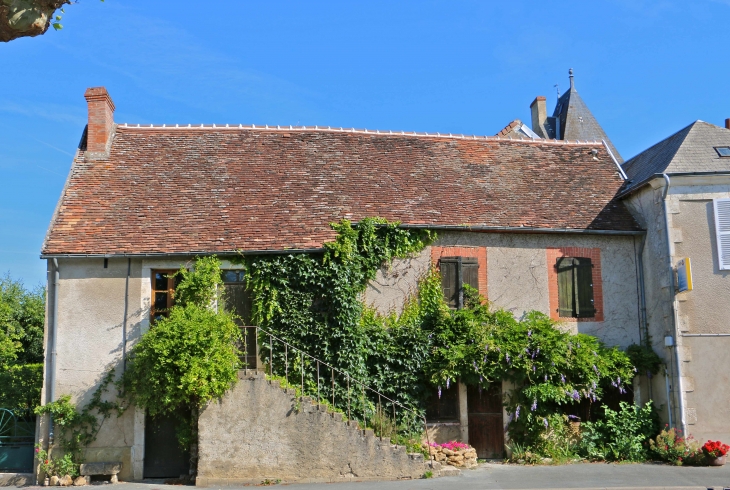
[143,413,190,478]
[467,384,504,459]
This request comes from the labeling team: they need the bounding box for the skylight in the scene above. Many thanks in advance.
[715,147,730,157]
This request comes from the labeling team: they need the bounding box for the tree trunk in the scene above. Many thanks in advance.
[0,0,70,42]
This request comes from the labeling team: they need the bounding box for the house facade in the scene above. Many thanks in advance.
[39,82,666,480]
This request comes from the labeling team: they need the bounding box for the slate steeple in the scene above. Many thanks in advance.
[551,69,623,163]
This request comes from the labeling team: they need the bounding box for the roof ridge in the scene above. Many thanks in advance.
[115,123,606,146]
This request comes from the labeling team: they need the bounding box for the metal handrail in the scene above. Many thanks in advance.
[239,326,430,449]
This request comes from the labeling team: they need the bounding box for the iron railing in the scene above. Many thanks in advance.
[238,326,430,448]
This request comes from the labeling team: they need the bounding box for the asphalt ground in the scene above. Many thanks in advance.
[18,462,730,490]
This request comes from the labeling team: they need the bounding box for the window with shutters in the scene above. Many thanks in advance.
[440,257,479,309]
[556,257,596,318]
[713,198,730,270]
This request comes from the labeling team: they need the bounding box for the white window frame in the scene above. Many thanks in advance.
[713,198,730,270]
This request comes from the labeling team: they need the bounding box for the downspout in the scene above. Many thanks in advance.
[661,174,686,435]
[48,258,60,444]
[635,234,653,400]
[122,258,131,372]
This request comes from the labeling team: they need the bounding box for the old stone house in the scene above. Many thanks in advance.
[40,80,654,481]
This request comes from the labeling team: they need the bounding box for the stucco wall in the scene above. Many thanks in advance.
[197,371,425,485]
[39,258,148,481]
[365,231,642,349]
[668,183,730,442]
[39,257,190,481]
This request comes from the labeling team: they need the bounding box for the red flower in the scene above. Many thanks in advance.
[702,440,730,457]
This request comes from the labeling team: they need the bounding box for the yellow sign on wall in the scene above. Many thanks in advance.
[677,257,693,293]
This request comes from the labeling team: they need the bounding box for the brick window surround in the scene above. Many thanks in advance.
[547,247,604,322]
[431,246,488,299]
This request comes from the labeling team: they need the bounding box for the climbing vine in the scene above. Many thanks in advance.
[35,370,123,469]
[241,217,637,450]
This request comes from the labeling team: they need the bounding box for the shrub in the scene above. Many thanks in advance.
[578,401,659,461]
[650,426,701,465]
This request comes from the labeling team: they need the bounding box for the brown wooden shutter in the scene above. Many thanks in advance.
[574,258,596,318]
[556,257,574,317]
[440,260,459,309]
[462,259,479,291]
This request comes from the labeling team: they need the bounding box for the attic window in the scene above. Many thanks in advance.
[715,147,730,157]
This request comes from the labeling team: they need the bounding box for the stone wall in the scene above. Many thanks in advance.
[197,371,426,486]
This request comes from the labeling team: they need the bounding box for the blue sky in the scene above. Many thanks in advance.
[2,0,729,286]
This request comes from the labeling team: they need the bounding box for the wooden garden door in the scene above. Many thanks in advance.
[467,384,504,459]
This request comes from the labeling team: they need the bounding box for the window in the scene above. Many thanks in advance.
[714,198,730,270]
[714,147,730,158]
[222,270,257,368]
[440,257,479,309]
[556,257,596,318]
[425,383,459,422]
[150,270,180,323]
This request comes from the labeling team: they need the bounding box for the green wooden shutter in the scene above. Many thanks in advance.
[440,260,459,309]
[556,257,574,317]
[574,258,596,318]
[462,259,479,306]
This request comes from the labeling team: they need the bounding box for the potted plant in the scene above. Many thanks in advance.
[701,440,730,466]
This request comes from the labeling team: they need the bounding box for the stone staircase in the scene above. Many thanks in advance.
[196,370,456,486]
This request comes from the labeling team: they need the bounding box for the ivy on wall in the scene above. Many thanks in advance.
[240,218,636,446]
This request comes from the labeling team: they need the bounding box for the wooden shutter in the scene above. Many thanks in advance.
[440,260,459,309]
[556,257,574,317]
[462,258,479,307]
[714,198,730,270]
[574,258,596,318]
[462,259,479,291]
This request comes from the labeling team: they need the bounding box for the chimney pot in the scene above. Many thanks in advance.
[530,96,547,138]
[725,118,730,130]
[84,87,115,154]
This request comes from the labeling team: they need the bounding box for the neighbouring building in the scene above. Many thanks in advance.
[620,118,730,444]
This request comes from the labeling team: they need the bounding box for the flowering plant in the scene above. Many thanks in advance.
[650,426,700,465]
[702,440,730,458]
[430,441,471,452]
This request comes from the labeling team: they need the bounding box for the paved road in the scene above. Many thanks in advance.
[20,462,730,489]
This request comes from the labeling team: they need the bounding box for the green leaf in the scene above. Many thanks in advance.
[53,23,63,30]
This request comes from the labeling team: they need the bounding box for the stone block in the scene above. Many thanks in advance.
[79,462,121,476]
[439,466,461,477]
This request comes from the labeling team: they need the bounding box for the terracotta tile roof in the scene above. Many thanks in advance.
[42,126,641,256]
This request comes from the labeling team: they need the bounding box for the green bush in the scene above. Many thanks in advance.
[578,401,659,461]
[121,256,242,448]
[0,363,42,410]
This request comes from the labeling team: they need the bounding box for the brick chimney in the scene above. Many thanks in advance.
[530,96,547,138]
[725,118,730,130]
[84,87,115,154]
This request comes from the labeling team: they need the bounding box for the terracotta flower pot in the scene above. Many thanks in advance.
[707,454,726,466]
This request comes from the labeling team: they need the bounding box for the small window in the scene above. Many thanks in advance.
[440,257,479,309]
[713,198,730,270]
[556,257,595,318]
[150,270,181,323]
[715,147,730,158]
[425,384,459,422]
